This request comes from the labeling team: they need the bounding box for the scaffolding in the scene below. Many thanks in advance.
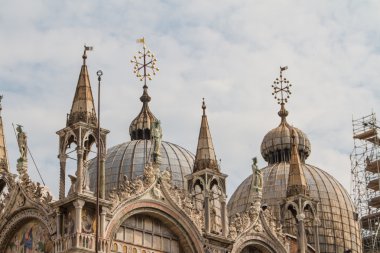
[351,113,380,252]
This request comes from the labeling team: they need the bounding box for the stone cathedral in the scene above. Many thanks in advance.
[0,44,362,253]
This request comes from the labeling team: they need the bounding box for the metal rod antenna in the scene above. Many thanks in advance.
[95,70,103,253]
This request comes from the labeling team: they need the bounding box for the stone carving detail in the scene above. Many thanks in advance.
[162,179,204,232]
[263,207,287,244]
[108,164,205,233]
[228,200,262,240]
[228,202,286,244]
[108,163,158,206]
[82,209,95,233]
[18,177,54,211]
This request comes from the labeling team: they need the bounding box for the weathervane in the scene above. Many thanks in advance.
[272,66,292,105]
[83,45,93,65]
[130,38,159,87]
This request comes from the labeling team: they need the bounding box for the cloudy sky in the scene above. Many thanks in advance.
[1,0,379,199]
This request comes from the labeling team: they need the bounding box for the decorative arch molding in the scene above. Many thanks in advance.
[0,208,55,251]
[232,234,286,253]
[106,200,204,253]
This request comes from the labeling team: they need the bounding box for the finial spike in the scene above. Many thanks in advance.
[202,98,206,116]
[83,45,93,65]
[0,95,3,115]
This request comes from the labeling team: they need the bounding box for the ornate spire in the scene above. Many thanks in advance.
[67,46,97,126]
[0,95,9,173]
[129,39,160,140]
[193,99,219,172]
[286,129,309,197]
[272,66,292,124]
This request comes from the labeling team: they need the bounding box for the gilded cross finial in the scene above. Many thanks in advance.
[131,38,159,88]
[83,45,93,65]
[271,66,292,105]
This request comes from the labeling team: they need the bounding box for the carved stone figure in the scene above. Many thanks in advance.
[251,157,262,192]
[68,175,77,195]
[144,163,157,186]
[16,125,28,162]
[82,209,94,233]
[82,162,90,191]
[151,121,162,163]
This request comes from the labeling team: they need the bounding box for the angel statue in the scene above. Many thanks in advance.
[16,124,28,162]
[251,157,262,192]
[151,120,162,164]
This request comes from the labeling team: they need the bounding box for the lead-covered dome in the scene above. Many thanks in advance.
[228,162,361,252]
[88,140,194,195]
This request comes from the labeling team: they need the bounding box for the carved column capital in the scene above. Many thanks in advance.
[296,213,305,221]
[77,147,85,155]
[73,199,85,209]
[58,153,68,162]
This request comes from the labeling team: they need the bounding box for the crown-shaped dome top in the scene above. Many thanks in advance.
[260,104,311,164]
[129,85,158,140]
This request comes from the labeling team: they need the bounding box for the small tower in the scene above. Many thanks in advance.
[56,46,109,199]
[186,99,231,251]
[0,96,10,192]
[270,67,320,253]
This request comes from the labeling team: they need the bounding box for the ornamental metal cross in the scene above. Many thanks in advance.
[272,66,292,105]
[131,38,159,87]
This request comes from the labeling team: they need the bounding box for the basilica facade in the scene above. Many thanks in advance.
[0,45,362,253]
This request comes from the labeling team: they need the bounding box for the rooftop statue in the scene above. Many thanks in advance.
[16,124,27,162]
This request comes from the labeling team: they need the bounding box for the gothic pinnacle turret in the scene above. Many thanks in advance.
[0,96,9,173]
[67,46,97,126]
[193,99,219,173]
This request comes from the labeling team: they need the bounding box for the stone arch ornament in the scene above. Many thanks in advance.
[0,208,55,252]
[232,234,284,253]
[106,200,204,253]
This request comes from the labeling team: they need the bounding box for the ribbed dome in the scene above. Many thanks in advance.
[260,106,311,164]
[88,140,194,195]
[228,162,361,253]
[129,87,157,140]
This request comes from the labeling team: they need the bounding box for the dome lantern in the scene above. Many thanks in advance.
[261,66,311,164]
[129,38,160,141]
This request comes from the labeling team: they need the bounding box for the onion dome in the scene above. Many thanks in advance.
[261,104,311,164]
[129,85,158,140]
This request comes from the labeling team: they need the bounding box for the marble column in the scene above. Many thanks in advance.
[74,199,85,233]
[59,154,67,199]
[76,148,84,194]
[297,213,306,253]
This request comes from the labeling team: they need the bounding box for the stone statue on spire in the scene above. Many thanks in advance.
[151,120,162,164]
[251,157,262,193]
[16,124,27,162]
